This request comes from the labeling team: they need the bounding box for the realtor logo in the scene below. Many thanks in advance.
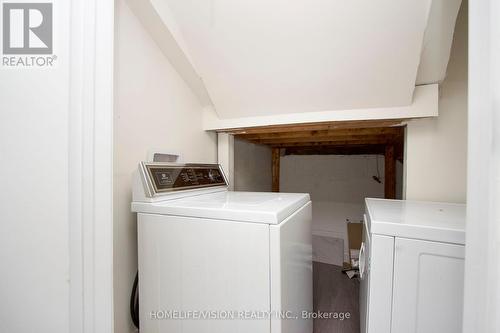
[2,1,56,67]
[3,2,52,54]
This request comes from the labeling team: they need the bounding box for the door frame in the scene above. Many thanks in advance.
[463,0,500,332]
[68,0,114,332]
[63,0,500,331]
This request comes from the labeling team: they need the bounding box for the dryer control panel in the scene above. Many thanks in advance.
[140,162,227,197]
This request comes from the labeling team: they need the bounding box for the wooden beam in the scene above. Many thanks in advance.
[395,140,405,162]
[271,138,395,148]
[384,145,396,199]
[221,119,406,135]
[272,148,280,192]
[284,145,386,156]
[253,134,401,146]
[236,126,403,141]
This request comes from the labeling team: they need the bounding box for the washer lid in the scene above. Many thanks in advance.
[132,191,310,224]
[365,198,466,244]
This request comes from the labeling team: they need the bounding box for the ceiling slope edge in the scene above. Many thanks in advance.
[203,84,438,131]
[126,0,214,107]
[416,0,463,85]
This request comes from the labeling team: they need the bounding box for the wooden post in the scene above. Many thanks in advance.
[272,148,280,192]
[384,144,396,199]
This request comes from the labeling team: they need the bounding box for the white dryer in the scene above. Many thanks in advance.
[360,198,466,333]
[131,162,313,333]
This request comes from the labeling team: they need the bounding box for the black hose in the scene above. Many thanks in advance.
[130,271,140,329]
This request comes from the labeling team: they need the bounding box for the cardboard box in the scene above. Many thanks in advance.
[343,221,363,270]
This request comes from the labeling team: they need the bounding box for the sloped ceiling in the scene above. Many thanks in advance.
[138,0,462,120]
[416,0,463,85]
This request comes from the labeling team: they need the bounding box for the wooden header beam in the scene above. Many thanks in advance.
[258,134,398,146]
[240,127,401,140]
[235,126,404,149]
[222,119,406,135]
[270,138,397,148]
[284,145,386,156]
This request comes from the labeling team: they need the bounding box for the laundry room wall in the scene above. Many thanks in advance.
[114,1,217,332]
[232,141,404,263]
[405,1,468,203]
[279,155,402,262]
[234,138,273,192]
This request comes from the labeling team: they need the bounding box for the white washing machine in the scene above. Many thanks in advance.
[131,162,313,333]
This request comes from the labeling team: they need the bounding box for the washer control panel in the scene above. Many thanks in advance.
[140,162,227,196]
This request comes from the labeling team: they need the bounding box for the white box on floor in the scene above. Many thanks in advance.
[312,235,344,266]
[360,199,465,333]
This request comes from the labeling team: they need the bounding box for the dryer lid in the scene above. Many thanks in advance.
[365,198,466,245]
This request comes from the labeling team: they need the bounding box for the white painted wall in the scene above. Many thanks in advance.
[233,138,272,192]
[280,155,391,259]
[114,1,217,332]
[125,0,213,107]
[217,133,235,190]
[405,2,468,203]
[0,2,71,332]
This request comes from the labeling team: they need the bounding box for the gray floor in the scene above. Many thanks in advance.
[313,262,360,333]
